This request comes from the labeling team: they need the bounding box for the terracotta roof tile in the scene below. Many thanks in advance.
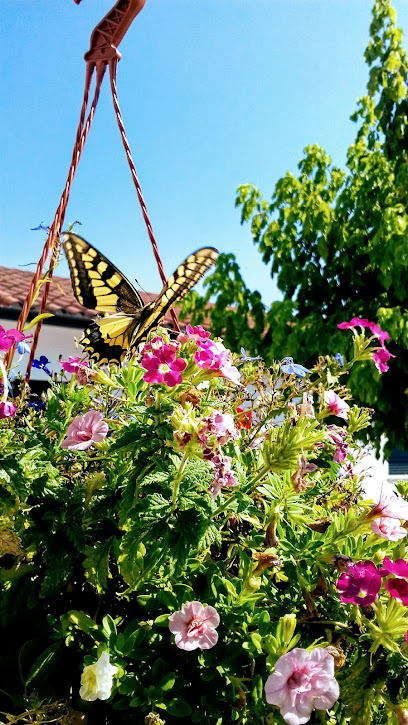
[0,266,205,329]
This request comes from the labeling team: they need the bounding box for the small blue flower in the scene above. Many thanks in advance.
[334,352,344,367]
[32,356,52,376]
[28,400,45,412]
[280,357,310,378]
[16,340,31,355]
[30,223,50,232]
[238,347,262,364]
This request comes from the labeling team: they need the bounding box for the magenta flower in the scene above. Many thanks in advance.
[141,343,187,387]
[0,401,16,419]
[195,340,241,384]
[373,347,395,373]
[61,410,109,450]
[338,318,390,345]
[264,648,339,725]
[367,322,390,345]
[371,517,407,541]
[323,391,350,420]
[385,578,408,605]
[169,601,220,650]
[177,324,211,344]
[336,560,382,606]
[337,318,370,330]
[327,425,349,463]
[381,557,408,579]
[60,356,89,374]
[0,326,30,352]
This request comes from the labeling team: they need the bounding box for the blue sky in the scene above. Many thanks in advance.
[1,0,407,306]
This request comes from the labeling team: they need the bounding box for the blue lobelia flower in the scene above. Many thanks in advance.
[30,223,50,232]
[28,400,45,411]
[16,340,31,355]
[32,356,52,376]
[238,347,262,364]
[334,352,344,367]
[280,357,311,378]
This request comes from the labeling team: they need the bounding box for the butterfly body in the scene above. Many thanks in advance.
[62,232,218,364]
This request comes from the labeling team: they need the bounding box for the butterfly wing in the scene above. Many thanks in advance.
[62,232,144,314]
[62,232,218,364]
[131,246,218,347]
[63,232,144,363]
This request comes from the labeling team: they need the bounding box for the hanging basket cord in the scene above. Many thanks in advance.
[5,0,180,382]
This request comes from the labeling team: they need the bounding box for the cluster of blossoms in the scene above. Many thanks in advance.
[172,406,241,498]
[139,326,241,388]
[336,557,408,608]
[338,317,395,373]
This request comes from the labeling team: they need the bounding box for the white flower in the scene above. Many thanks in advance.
[79,651,118,701]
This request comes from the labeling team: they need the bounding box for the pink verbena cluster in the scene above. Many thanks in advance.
[141,338,187,387]
[337,317,395,373]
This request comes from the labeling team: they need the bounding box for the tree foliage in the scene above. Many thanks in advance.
[181,0,408,455]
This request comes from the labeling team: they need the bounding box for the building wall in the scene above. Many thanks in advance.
[1,317,82,382]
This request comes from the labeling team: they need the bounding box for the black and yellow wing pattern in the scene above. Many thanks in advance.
[62,232,218,364]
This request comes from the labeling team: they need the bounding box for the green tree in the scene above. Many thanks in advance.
[182,0,408,455]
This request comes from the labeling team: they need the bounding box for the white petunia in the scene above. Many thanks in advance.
[79,651,118,701]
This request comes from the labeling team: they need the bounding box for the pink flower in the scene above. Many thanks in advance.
[367,488,408,521]
[381,557,408,579]
[371,517,407,541]
[336,560,382,606]
[177,324,211,344]
[200,410,240,446]
[337,318,370,330]
[373,347,395,373]
[60,356,89,374]
[264,648,339,725]
[195,340,241,384]
[0,326,31,352]
[141,343,187,387]
[337,318,390,346]
[385,578,408,605]
[169,601,220,650]
[206,453,239,498]
[381,557,408,605]
[323,391,350,420]
[0,401,16,419]
[61,410,109,450]
[367,322,390,345]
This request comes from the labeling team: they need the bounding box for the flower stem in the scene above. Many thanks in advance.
[171,451,189,508]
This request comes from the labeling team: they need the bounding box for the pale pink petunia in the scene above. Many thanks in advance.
[367,488,408,521]
[169,601,220,651]
[60,356,89,374]
[265,648,339,725]
[61,410,109,450]
[371,517,407,541]
[373,347,395,373]
[200,410,240,446]
[323,391,350,420]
